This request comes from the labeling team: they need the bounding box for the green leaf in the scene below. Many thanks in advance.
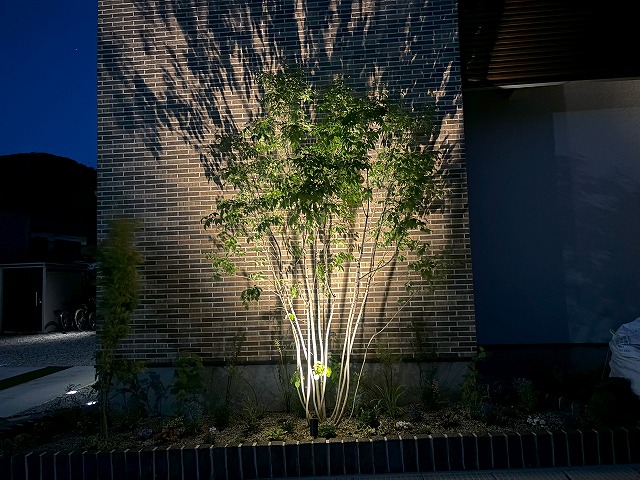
[240,285,262,309]
[208,255,237,281]
[290,371,301,388]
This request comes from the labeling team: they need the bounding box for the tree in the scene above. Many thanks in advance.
[95,218,144,438]
[202,67,444,424]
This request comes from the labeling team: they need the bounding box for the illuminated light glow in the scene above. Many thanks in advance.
[66,390,78,395]
[86,401,97,406]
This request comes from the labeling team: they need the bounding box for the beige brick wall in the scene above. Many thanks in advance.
[98,0,475,364]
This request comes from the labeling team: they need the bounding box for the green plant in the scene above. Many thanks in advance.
[202,65,445,424]
[280,417,296,433]
[370,344,407,418]
[210,402,233,430]
[460,347,489,419]
[512,377,538,413]
[289,383,308,418]
[373,383,406,418]
[356,403,380,431]
[145,371,169,416]
[242,400,264,434]
[222,331,245,405]
[419,371,442,412]
[265,426,287,441]
[180,406,204,435]
[586,377,640,428]
[115,370,149,421]
[317,422,337,439]
[204,333,244,429]
[171,352,205,416]
[95,218,144,439]
[110,404,146,433]
[411,321,442,412]
[204,426,218,444]
[274,337,296,413]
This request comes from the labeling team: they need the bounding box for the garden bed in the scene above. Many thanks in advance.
[2,392,640,480]
[3,351,640,479]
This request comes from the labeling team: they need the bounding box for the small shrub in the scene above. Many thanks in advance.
[370,344,407,418]
[204,426,217,444]
[95,218,144,439]
[274,338,297,413]
[586,377,640,428]
[265,427,287,441]
[181,402,204,435]
[357,403,381,430]
[512,377,539,413]
[408,403,423,423]
[211,403,233,430]
[145,371,169,416]
[280,417,296,433]
[373,383,406,418]
[419,376,442,412]
[291,396,307,419]
[460,347,489,419]
[171,352,205,415]
[242,401,264,434]
[111,404,148,433]
[318,422,337,439]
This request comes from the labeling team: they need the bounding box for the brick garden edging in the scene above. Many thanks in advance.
[2,427,640,479]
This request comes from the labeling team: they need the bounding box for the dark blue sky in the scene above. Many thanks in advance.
[0,1,97,169]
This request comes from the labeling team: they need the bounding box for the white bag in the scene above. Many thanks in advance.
[609,317,640,396]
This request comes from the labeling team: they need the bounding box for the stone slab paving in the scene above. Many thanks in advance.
[272,464,640,479]
[563,465,640,479]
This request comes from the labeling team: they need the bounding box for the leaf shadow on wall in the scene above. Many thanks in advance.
[98,0,469,356]
[99,0,460,174]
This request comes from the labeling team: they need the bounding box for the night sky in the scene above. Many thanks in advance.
[0,1,97,169]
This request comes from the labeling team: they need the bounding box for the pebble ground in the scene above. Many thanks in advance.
[0,331,96,367]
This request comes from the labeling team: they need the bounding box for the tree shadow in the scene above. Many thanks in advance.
[98,0,470,358]
[99,0,460,172]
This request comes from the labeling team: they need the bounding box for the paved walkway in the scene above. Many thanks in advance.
[0,331,96,419]
[273,464,640,478]
[0,365,96,418]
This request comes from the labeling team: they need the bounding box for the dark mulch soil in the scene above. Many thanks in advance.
[0,398,597,455]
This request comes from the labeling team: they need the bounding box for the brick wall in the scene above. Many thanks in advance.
[97,0,475,364]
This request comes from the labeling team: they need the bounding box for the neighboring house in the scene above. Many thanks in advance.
[97,0,639,383]
[0,153,97,333]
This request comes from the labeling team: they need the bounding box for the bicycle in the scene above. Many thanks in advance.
[74,297,96,331]
[54,308,75,332]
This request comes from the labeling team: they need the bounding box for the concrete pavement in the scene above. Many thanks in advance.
[0,367,42,382]
[272,464,640,478]
[0,365,96,418]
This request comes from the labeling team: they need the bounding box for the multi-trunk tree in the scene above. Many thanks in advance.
[203,67,444,424]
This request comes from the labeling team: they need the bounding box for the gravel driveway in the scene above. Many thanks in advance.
[0,331,96,367]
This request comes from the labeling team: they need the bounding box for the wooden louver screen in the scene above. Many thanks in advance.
[458,0,639,88]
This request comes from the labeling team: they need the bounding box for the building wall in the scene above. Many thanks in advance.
[97,0,475,364]
[465,79,640,346]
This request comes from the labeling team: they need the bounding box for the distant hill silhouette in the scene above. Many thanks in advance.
[0,153,97,257]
